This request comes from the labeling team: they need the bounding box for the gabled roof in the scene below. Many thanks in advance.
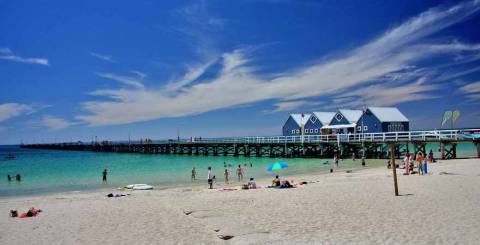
[338,109,363,123]
[368,107,409,122]
[289,113,311,126]
[312,112,336,125]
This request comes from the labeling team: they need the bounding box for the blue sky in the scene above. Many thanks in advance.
[1,0,480,144]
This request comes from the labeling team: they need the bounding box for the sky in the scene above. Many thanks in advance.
[1,0,480,144]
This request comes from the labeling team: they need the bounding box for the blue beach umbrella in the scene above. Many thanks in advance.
[267,161,288,172]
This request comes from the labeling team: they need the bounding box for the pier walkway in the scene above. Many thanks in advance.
[22,129,480,159]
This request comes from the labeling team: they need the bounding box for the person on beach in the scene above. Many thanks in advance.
[7,174,12,182]
[248,178,257,189]
[417,153,424,175]
[224,169,229,184]
[352,152,356,161]
[428,150,434,163]
[102,169,108,182]
[237,165,243,182]
[250,163,253,167]
[223,162,227,168]
[334,154,339,168]
[361,156,366,166]
[403,156,410,175]
[191,167,196,181]
[272,175,281,187]
[423,157,428,174]
[207,166,215,189]
[15,174,21,182]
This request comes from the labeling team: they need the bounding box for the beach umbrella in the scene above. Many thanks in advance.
[267,161,288,172]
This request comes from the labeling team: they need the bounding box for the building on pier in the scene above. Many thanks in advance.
[304,112,336,135]
[282,113,310,136]
[356,107,409,133]
[323,109,363,134]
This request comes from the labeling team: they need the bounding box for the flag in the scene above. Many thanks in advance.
[441,111,452,127]
[452,110,461,126]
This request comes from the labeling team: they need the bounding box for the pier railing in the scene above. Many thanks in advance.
[84,129,479,145]
[174,129,479,144]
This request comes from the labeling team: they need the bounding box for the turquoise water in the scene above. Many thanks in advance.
[0,143,477,197]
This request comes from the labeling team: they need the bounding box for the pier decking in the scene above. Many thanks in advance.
[21,129,480,159]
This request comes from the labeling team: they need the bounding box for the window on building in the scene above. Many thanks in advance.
[304,129,308,133]
[310,129,313,133]
[314,129,319,133]
[310,116,317,123]
[296,129,300,134]
[291,129,295,134]
[357,126,362,131]
[335,113,343,122]
[364,126,368,131]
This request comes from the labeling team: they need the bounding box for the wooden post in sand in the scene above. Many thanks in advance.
[391,143,399,196]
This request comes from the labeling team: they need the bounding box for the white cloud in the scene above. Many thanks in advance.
[165,59,216,92]
[130,70,147,79]
[97,72,145,89]
[90,52,116,63]
[77,0,480,126]
[0,48,49,65]
[458,81,480,101]
[270,100,310,112]
[41,115,76,130]
[0,103,34,122]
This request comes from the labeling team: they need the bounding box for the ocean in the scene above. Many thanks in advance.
[0,143,477,197]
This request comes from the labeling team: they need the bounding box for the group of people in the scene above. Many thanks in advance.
[6,174,21,182]
[190,163,254,189]
[400,150,435,175]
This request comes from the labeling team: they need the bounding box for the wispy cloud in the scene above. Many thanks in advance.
[77,0,480,126]
[90,52,116,63]
[97,72,145,89]
[458,81,480,101]
[270,100,310,113]
[0,103,51,122]
[0,48,49,65]
[41,115,76,130]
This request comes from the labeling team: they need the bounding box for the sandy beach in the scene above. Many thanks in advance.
[1,158,479,245]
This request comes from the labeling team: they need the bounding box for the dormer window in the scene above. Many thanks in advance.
[335,113,343,122]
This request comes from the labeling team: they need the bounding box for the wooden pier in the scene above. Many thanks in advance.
[21,129,480,159]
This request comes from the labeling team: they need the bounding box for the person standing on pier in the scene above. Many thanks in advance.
[237,165,243,182]
[102,169,108,182]
[207,166,215,189]
[191,167,196,181]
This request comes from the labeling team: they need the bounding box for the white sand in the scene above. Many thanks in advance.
[1,158,480,245]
